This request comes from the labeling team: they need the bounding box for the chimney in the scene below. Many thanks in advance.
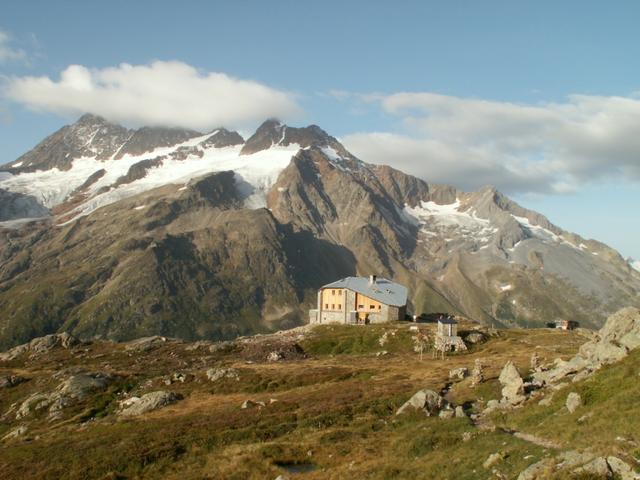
[369,275,377,285]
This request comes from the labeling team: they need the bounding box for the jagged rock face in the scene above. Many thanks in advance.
[0,189,49,221]
[112,126,202,159]
[240,119,338,155]
[0,116,639,348]
[5,114,131,172]
[200,129,244,148]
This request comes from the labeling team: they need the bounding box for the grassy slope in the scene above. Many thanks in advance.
[1,323,635,479]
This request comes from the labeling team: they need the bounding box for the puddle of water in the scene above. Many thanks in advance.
[275,462,317,474]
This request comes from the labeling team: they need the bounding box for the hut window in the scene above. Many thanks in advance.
[325,304,328,309]
[338,304,341,309]
[369,305,375,309]
[338,290,342,296]
[358,304,364,309]
[332,304,335,309]
[332,290,335,295]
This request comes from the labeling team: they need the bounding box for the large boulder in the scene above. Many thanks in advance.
[119,391,182,417]
[499,361,526,405]
[396,389,446,416]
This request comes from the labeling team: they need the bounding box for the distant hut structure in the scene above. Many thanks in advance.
[554,319,579,331]
[433,316,467,358]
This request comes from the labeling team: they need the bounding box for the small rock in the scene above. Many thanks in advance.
[119,391,182,417]
[517,458,554,480]
[483,452,504,469]
[438,408,455,419]
[396,389,446,416]
[206,367,239,382]
[449,367,468,381]
[376,350,388,357]
[573,457,611,478]
[606,456,636,480]
[465,332,486,344]
[555,450,595,469]
[124,336,167,353]
[565,392,582,413]
[241,399,266,409]
[462,431,474,442]
[267,351,284,362]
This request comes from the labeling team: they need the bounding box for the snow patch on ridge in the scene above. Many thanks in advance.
[631,259,640,272]
[1,134,302,223]
[403,199,498,245]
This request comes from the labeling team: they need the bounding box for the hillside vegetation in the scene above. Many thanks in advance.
[3,315,638,480]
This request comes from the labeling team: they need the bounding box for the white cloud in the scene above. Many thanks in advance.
[341,92,640,194]
[3,61,302,131]
[0,30,27,64]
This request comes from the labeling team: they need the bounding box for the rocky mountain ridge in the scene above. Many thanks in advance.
[0,115,638,348]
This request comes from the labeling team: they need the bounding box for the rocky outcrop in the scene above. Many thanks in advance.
[16,372,113,420]
[119,391,182,417]
[0,333,79,361]
[534,307,640,386]
[0,189,49,221]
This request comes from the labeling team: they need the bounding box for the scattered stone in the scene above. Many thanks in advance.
[484,452,504,469]
[573,457,612,478]
[241,399,266,409]
[206,367,239,382]
[396,389,446,416]
[376,350,388,357]
[449,367,468,381]
[462,431,474,442]
[119,391,182,417]
[454,405,467,418]
[378,332,389,347]
[565,392,582,413]
[499,361,526,405]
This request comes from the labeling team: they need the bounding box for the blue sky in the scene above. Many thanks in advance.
[1,1,639,259]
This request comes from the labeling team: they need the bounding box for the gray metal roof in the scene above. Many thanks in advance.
[321,276,408,307]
